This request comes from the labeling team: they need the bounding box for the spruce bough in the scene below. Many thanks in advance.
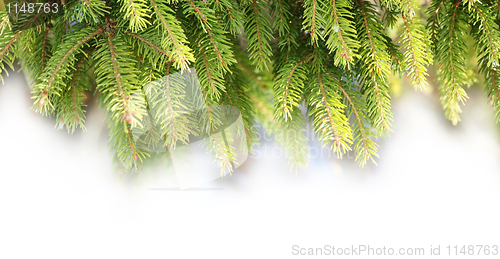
[0,0,499,172]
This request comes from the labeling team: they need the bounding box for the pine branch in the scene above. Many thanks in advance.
[0,13,19,83]
[274,1,303,74]
[426,0,446,54]
[382,34,406,76]
[148,0,194,69]
[435,2,468,125]
[143,63,193,149]
[400,15,432,90]
[182,0,235,71]
[222,68,259,153]
[20,23,53,84]
[323,0,359,69]
[5,0,500,171]
[273,55,310,170]
[274,57,309,121]
[32,25,103,115]
[210,0,244,35]
[68,0,108,24]
[270,0,291,37]
[399,0,433,90]
[54,50,93,133]
[0,9,48,82]
[122,27,171,68]
[354,0,393,135]
[196,77,237,176]
[302,0,324,44]
[468,3,500,69]
[326,71,379,166]
[117,0,151,32]
[94,30,148,168]
[380,0,400,28]
[244,0,274,70]
[469,2,500,123]
[379,0,401,12]
[306,70,353,157]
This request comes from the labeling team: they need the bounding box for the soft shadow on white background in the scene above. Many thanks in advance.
[1,69,500,258]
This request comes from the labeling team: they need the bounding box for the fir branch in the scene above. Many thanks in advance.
[271,0,291,37]
[244,0,274,70]
[143,63,193,149]
[222,68,259,153]
[32,26,103,115]
[426,0,446,54]
[273,55,310,170]
[382,34,406,76]
[399,0,418,19]
[469,3,500,69]
[0,9,48,81]
[117,0,151,32]
[18,25,53,93]
[123,29,170,57]
[69,0,108,24]
[302,0,323,44]
[306,71,353,157]
[303,44,353,156]
[178,4,234,99]
[41,26,49,71]
[274,2,301,64]
[326,71,378,166]
[183,0,235,71]
[54,49,93,133]
[196,78,237,175]
[400,14,432,90]
[0,32,20,60]
[435,1,469,125]
[0,12,10,33]
[380,1,400,28]
[485,68,500,122]
[0,31,21,82]
[210,0,244,35]
[274,58,309,121]
[469,2,500,123]
[5,0,500,171]
[149,0,194,69]
[323,0,359,69]
[94,30,148,168]
[354,0,393,134]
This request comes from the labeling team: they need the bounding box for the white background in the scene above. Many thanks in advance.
[1,70,500,258]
